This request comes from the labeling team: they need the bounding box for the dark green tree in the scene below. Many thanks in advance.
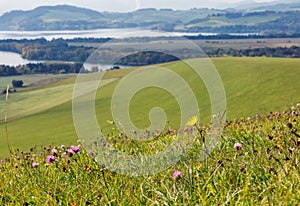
[12,80,24,88]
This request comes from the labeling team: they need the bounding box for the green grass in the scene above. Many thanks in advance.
[0,77,117,121]
[0,74,75,88]
[0,105,299,205]
[0,57,300,159]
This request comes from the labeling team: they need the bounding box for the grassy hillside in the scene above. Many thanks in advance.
[0,103,299,204]
[0,57,300,158]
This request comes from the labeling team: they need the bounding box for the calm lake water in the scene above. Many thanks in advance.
[0,51,128,71]
[0,51,41,66]
[0,28,203,40]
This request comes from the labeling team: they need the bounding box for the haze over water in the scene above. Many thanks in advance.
[0,28,203,40]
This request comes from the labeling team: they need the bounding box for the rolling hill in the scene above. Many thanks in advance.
[0,57,299,158]
[0,4,300,33]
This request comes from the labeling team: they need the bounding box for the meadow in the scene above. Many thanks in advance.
[1,57,300,158]
[0,99,299,204]
[0,57,299,204]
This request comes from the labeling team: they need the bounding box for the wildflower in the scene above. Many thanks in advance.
[61,145,65,149]
[32,162,39,168]
[187,116,198,126]
[46,155,57,163]
[234,143,242,150]
[297,103,300,107]
[195,164,203,171]
[67,149,75,157]
[40,152,44,156]
[16,156,20,161]
[172,170,183,180]
[131,130,137,134]
[71,146,80,154]
[61,152,66,157]
[188,165,192,174]
[256,113,261,118]
[51,148,58,156]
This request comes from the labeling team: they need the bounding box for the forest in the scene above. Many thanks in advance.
[0,62,83,76]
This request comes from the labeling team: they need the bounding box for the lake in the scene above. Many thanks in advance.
[0,51,128,71]
[0,29,203,40]
[0,29,256,40]
[0,51,42,66]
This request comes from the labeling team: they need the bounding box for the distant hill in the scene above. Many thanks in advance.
[232,0,300,11]
[0,5,221,31]
[0,4,299,34]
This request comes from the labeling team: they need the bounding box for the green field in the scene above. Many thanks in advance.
[0,74,76,88]
[0,57,300,158]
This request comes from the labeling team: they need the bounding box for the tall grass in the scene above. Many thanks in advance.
[4,84,10,152]
[0,104,299,205]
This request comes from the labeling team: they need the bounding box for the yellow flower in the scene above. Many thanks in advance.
[186,116,198,126]
[194,164,202,171]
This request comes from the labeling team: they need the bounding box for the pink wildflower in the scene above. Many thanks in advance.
[46,155,57,163]
[234,143,242,150]
[172,170,183,180]
[67,149,75,157]
[32,162,39,168]
[71,146,80,154]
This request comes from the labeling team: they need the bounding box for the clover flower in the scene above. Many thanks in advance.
[46,155,57,163]
[71,146,80,154]
[172,170,183,180]
[67,149,75,157]
[234,143,242,150]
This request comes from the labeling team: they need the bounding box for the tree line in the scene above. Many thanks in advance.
[0,62,83,76]
[0,38,95,62]
[206,46,300,58]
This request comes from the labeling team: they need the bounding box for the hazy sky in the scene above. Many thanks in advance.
[0,0,277,15]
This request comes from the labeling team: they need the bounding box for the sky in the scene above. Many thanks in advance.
[0,0,278,15]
